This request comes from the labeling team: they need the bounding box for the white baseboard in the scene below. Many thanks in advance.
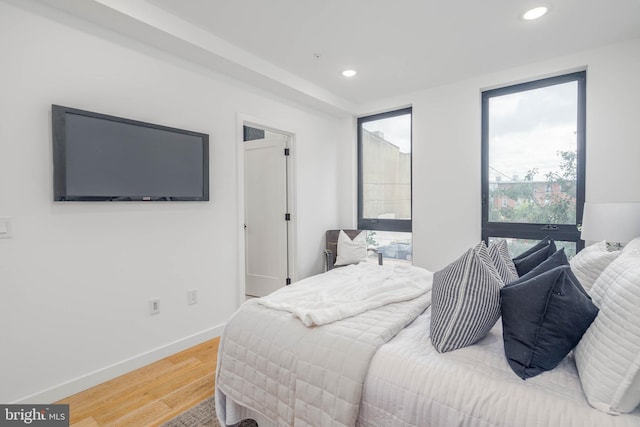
[12,324,225,404]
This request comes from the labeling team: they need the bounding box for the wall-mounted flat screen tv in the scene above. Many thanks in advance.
[52,105,209,201]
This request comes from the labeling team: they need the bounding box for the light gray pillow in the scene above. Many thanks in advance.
[430,242,503,353]
[574,250,640,414]
[569,240,620,293]
[623,236,640,253]
[334,230,367,266]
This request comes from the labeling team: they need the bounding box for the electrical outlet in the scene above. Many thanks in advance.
[149,298,160,315]
[188,289,198,305]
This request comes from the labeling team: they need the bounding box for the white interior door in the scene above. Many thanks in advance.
[244,133,289,297]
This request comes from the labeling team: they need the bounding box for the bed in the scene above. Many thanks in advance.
[214,243,640,427]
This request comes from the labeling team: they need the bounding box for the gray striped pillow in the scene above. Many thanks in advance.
[431,243,503,353]
[488,239,518,284]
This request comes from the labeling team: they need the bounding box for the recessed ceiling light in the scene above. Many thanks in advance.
[522,6,548,20]
[342,69,357,77]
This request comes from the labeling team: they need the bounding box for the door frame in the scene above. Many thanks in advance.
[236,113,297,306]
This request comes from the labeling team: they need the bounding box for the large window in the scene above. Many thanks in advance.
[481,72,586,256]
[358,107,412,232]
[358,107,412,262]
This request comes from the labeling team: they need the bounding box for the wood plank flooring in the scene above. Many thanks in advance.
[55,337,219,427]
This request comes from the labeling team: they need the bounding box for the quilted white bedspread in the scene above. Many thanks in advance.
[216,265,640,427]
[215,265,433,427]
[359,307,640,427]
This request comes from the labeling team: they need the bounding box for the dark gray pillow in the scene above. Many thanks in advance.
[512,236,557,276]
[510,248,569,283]
[431,244,502,353]
[500,265,598,379]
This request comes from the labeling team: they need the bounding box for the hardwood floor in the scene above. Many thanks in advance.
[55,337,219,427]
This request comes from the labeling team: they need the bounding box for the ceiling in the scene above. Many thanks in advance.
[145,0,640,105]
[29,0,640,114]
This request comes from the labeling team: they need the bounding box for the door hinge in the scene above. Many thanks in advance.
[284,148,290,156]
[285,213,291,221]
[286,277,291,285]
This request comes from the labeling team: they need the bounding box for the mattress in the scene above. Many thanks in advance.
[358,307,640,427]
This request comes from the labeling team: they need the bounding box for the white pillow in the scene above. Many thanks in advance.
[574,249,640,414]
[569,240,620,293]
[623,236,640,253]
[334,230,367,266]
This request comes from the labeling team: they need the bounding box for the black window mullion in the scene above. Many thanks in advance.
[483,223,581,242]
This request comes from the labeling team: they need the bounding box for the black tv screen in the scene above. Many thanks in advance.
[52,105,209,201]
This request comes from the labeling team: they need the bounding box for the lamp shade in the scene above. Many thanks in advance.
[581,202,640,243]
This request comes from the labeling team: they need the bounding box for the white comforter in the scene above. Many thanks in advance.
[215,263,433,427]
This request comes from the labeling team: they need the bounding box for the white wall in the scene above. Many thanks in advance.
[402,38,640,271]
[0,2,346,403]
[3,0,638,405]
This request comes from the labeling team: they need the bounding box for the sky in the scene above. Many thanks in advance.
[362,112,411,153]
[488,81,578,181]
[360,80,578,176]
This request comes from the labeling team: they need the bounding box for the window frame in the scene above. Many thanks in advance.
[481,71,586,250]
[357,107,412,232]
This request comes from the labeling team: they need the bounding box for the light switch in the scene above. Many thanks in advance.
[0,217,12,239]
